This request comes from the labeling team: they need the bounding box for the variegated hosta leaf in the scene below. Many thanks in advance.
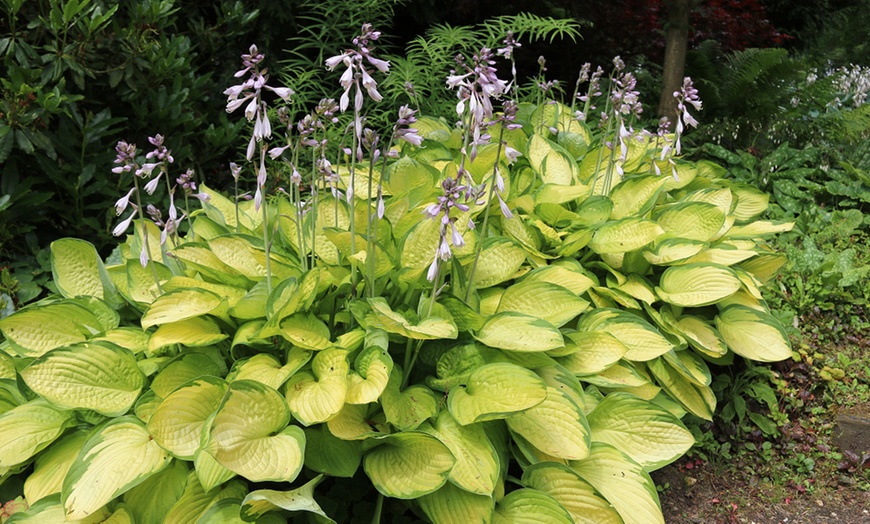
[285,348,349,425]
[141,288,225,329]
[62,417,172,520]
[647,358,716,420]
[123,459,189,524]
[23,431,88,504]
[326,403,389,441]
[421,411,500,495]
[571,443,664,524]
[368,297,458,340]
[149,352,223,398]
[0,302,96,357]
[655,202,725,242]
[204,380,305,483]
[346,346,393,404]
[493,488,573,524]
[506,385,591,461]
[381,366,440,431]
[2,494,111,523]
[577,308,674,361]
[227,348,311,390]
[194,499,248,524]
[147,316,228,354]
[669,314,728,358]
[363,431,456,499]
[655,263,742,307]
[586,392,694,470]
[527,133,578,185]
[496,280,589,327]
[557,331,628,374]
[521,264,596,295]
[303,424,362,477]
[589,217,664,254]
[147,376,228,459]
[418,481,494,524]
[279,312,333,350]
[474,312,564,352]
[715,305,793,362]
[643,237,707,266]
[51,238,118,304]
[448,363,547,425]
[609,175,667,220]
[163,472,247,524]
[730,184,770,221]
[240,474,335,523]
[21,342,145,416]
[472,237,528,289]
[522,462,622,524]
[193,447,236,493]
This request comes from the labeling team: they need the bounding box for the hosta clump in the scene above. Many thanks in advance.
[0,42,794,524]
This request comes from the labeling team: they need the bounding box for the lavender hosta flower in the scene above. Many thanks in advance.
[111,141,136,174]
[673,77,702,156]
[394,105,423,147]
[424,178,472,281]
[115,187,136,216]
[325,23,390,114]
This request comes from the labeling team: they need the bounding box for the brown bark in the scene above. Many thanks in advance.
[658,0,692,128]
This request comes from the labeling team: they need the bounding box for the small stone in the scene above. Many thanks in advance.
[833,412,870,455]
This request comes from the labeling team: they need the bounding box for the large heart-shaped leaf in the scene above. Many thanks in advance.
[21,343,144,416]
[422,411,499,495]
[141,288,224,329]
[147,377,228,459]
[22,431,88,504]
[448,363,547,425]
[505,385,591,460]
[589,217,664,254]
[227,349,311,390]
[285,348,349,425]
[496,281,589,327]
[62,417,172,520]
[123,459,189,524]
[656,263,742,307]
[303,425,362,477]
[418,481,494,524]
[363,431,455,499]
[147,317,228,354]
[474,313,564,352]
[522,462,621,524]
[715,305,792,362]
[557,331,628,374]
[204,380,305,482]
[577,309,673,361]
[493,488,573,524]
[51,238,118,304]
[381,367,440,431]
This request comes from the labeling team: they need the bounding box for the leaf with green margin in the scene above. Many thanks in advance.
[0,349,14,380]
[521,265,595,295]
[150,352,223,398]
[722,220,794,239]
[737,253,787,284]
[326,403,389,440]
[522,462,621,524]
[123,459,189,524]
[134,390,162,424]
[656,263,742,307]
[125,259,172,305]
[193,499,248,524]
[207,236,268,278]
[347,346,393,404]
[141,288,224,329]
[21,342,144,416]
[527,134,577,185]
[279,312,333,350]
[382,367,440,431]
[193,446,236,492]
[285,348,349,425]
[204,380,304,482]
[22,431,88,504]
[472,238,527,289]
[62,416,172,520]
[587,392,694,470]
[556,331,628,374]
[474,312,564,352]
[663,350,711,387]
[571,442,664,524]
[363,431,456,499]
[448,363,547,425]
[0,304,89,357]
[578,361,653,389]
[715,305,792,362]
[368,297,458,341]
[506,385,591,460]
[418,481,493,524]
[200,183,254,231]
[670,315,728,358]
[609,175,667,220]
[170,243,252,289]
[496,281,589,327]
[240,474,335,523]
[232,320,269,349]
[147,377,228,459]
[655,202,725,241]
[577,308,674,362]
[303,425,362,477]
[51,238,117,303]
[646,358,715,420]
[148,316,228,354]
[227,349,311,390]
[4,494,110,524]
[92,328,150,355]
[643,237,707,266]
[68,296,120,333]
[163,473,247,524]
[421,411,499,495]
[589,217,664,254]
[493,488,573,524]
[730,184,770,221]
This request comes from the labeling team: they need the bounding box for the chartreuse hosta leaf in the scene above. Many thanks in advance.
[368,297,458,340]
[382,366,440,431]
[240,474,335,523]
[522,462,621,524]
[448,363,547,425]
[0,301,104,357]
[670,314,728,358]
[715,305,792,362]
[643,237,707,265]
[506,384,591,461]
[557,331,628,374]
[4,494,111,523]
[572,443,664,524]
[200,183,255,231]
[421,411,499,495]
[473,237,528,289]
[363,431,456,499]
[521,264,595,295]
[655,202,725,241]
[647,358,715,420]
[191,499,248,524]
[227,348,311,390]
[147,376,228,459]
[163,471,247,524]
[92,327,150,354]
[141,288,225,329]
[303,424,362,477]
[0,399,74,470]
[496,280,589,327]
[279,312,333,350]
[148,316,228,354]
[418,480,494,524]
[122,459,189,524]
[204,380,305,482]
[21,342,144,416]
[51,238,118,304]
[663,350,712,387]
[285,348,349,425]
[493,488,573,524]
[150,351,223,398]
[527,133,578,185]
[326,403,389,440]
[577,308,674,361]
[62,416,172,520]
[346,345,393,404]
[655,263,742,307]
[23,431,88,504]
[587,392,693,470]
[193,446,236,493]
[730,184,770,221]
[589,217,664,254]
[474,313,564,352]
[609,175,667,220]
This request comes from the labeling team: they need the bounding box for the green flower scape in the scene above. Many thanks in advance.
[0,24,795,524]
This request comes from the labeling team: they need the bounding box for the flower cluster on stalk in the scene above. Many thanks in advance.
[425,178,473,282]
[673,76,702,156]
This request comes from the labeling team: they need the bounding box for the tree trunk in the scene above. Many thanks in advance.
[658,0,692,128]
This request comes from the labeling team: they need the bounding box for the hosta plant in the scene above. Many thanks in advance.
[0,27,794,524]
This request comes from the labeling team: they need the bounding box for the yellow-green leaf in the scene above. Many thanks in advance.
[475,313,564,352]
[589,218,664,254]
[656,263,742,307]
[715,305,792,362]
[285,348,349,425]
[448,363,547,425]
[363,432,455,499]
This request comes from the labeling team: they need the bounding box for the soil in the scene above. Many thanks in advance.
[654,461,870,524]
